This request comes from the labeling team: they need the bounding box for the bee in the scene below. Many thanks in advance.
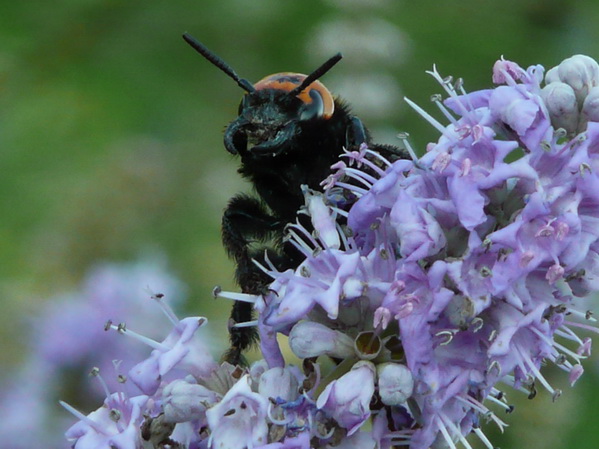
[183,33,406,365]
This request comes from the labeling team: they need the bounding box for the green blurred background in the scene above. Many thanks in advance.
[2,0,599,447]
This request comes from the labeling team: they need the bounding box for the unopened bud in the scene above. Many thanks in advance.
[556,54,599,104]
[377,363,414,405]
[540,82,579,134]
[582,86,599,124]
[163,380,217,423]
[289,321,354,359]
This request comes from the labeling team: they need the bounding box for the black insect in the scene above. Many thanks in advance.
[183,33,406,366]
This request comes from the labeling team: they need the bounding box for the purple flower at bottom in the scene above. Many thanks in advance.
[316,361,375,435]
[64,394,150,449]
[128,316,217,395]
[0,259,185,449]
[205,375,270,449]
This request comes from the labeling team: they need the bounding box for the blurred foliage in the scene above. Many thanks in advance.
[2,0,599,447]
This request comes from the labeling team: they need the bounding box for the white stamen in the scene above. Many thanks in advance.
[364,148,393,167]
[252,257,277,279]
[431,94,458,125]
[554,327,584,345]
[287,238,313,258]
[455,395,507,431]
[435,416,458,449]
[148,291,179,326]
[440,413,474,449]
[341,150,388,176]
[563,320,599,335]
[330,206,349,217]
[473,427,495,449]
[404,97,447,134]
[567,308,597,322]
[426,65,459,96]
[336,222,350,250]
[530,327,584,362]
[343,166,377,186]
[288,221,320,248]
[516,347,556,397]
[108,323,168,351]
[499,375,533,396]
[59,401,109,435]
[485,394,513,412]
[233,320,258,328]
[426,65,474,118]
[286,228,316,256]
[90,367,112,400]
[214,289,259,304]
[334,181,366,196]
[396,132,420,162]
[252,250,279,276]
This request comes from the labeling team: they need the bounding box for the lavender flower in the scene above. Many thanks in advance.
[64,54,599,449]
[316,361,376,436]
[205,375,270,449]
[0,259,185,449]
[251,54,599,448]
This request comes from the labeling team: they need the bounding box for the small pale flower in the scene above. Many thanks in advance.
[128,317,217,395]
[162,379,218,423]
[64,394,150,449]
[205,375,269,449]
[258,366,300,402]
[316,361,376,435]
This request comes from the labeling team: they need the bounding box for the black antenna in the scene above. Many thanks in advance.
[182,33,255,93]
[289,53,343,97]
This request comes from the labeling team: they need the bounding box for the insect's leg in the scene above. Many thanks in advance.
[347,116,408,162]
[221,194,281,365]
[222,194,283,285]
[346,116,369,148]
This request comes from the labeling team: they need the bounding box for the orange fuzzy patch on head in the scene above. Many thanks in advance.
[254,72,335,119]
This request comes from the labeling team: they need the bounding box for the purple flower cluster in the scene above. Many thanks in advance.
[254,54,599,447]
[0,260,185,449]
[63,55,599,449]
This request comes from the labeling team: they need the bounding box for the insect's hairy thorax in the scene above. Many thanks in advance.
[237,101,351,220]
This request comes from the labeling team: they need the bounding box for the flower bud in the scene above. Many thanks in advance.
[289,320,354,359]
[556,54,599,104]
[582,85,599,124]
[377,363,414,405]
[162,379,217,423]
[540,82,579,134]
[258,367,299,402]
[545,66,559,84]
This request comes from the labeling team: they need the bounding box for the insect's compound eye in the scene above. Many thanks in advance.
[238,94,251,115]
[299,89,325,121]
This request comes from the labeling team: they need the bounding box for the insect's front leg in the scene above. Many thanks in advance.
[222,193,283,289]
[221,194,282,366]
[346,116,408,162]
[346,116,369,149]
